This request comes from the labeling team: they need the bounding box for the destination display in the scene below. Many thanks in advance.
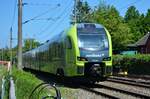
[77,28,105,34]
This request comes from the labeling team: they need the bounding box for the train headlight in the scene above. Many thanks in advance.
[103,57,111,61]
[77,57,88,61]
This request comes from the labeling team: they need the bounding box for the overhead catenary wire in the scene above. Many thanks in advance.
[11,0,17,28]
[24,17,60,21]
[23,3,61,24]
[24,7,61,38]
[31,16,60,35]
[22,2,61,41]
[36,2,73,40]
[34,0,73,39]
[9,0,17,49]
[23,2,60,7]
[38,6,74,41]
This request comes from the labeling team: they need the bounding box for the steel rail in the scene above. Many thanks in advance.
[80,85,119,99]
[112,74,150,80]
[107,78,150,88]
[95,84,150,99]
[110,76,150,84]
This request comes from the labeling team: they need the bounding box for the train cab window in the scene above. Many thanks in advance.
[66,37,72,49]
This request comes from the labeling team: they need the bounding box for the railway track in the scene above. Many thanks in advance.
[108,76,150,88]
[80,85,119,99]
[97,83,150,99]
[127,75,150,80]
[113,74,150,80]
[79,75,150,98]
[80,83,150,99]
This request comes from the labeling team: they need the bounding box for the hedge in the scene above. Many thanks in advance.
[113,54,150,75]
[12,67,78,99]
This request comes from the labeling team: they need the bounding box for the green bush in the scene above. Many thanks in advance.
[3,73,10,99]
[12,67,78,99]
[0,66,9,99]
[113,54,150,75]
[12,68,53,99]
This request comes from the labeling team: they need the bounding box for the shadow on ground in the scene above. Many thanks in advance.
[23,68,104,89]
[23,68,109,98]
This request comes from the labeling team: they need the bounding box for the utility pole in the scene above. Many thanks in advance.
[2,48,3,66]
[0,43,1,61]
[18,0,23,70]
[2,48,3,61]
[10,27,13,74]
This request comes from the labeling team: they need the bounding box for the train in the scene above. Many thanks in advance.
[23,23,112,82]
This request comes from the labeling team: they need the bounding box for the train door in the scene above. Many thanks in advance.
[65,36,75,76]
[66,37,72,63]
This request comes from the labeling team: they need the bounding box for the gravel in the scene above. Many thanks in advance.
[74,89,108,99]
[95,88,141,99]
[60,80,150,99]
[100,81,150,96]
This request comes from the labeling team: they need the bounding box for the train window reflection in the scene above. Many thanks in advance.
[78,33,108,51]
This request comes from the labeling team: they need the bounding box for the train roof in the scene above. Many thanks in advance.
[77,23,104,29]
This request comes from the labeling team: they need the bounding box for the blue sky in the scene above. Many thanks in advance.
[0,0,150,48]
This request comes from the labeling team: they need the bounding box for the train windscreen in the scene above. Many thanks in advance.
[77,27,109,62]
[78,28,109,51]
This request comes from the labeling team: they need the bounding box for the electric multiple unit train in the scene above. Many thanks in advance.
[23,23,112,82]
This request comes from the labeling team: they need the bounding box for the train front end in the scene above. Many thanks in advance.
[76,23,112,81]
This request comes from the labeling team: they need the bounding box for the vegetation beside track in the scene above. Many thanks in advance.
[0,66,10,99]
[12,67,54,99]
[113,54,150,75]
[12,67,78,99]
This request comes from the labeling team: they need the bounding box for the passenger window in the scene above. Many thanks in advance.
[66,37,72,49]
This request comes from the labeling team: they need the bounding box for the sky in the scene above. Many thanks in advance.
[0,0,150,48]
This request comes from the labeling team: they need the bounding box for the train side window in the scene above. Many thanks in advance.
[66,37,72,49]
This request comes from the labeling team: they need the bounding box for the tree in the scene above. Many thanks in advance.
[92,3,133,50]
[23,38,40,52]
[124,6,141,42]
[0,47,10,61]
[143,9,150,33]
[135,9,150,40]
[71,0,91,24]
[124,6,140,22]
[112,23,133,50]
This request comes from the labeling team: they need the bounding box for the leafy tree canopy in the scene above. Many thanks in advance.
[91,3,133,50]
[124,6,140,22]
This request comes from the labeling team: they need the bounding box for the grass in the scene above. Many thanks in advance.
[12,68,50,99]
[0,65,8,80]
[12,67,78,99]
[0,65,10,99]
[60,88,78,99]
